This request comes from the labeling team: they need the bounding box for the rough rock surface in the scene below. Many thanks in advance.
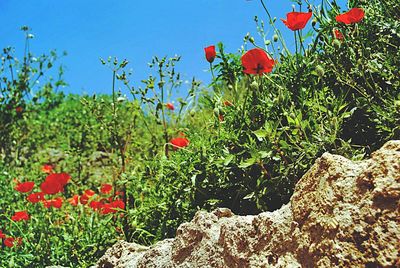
[95,141,400,267]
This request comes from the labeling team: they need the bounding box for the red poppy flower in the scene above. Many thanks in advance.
[0,230,6,239]
[80,189,95,205]
[334,29,344,40]
[170,137,190,150]
[27,192,45,203]
[11,211,30,222]
[15,107,23,113]
[219,114,224,122]
[100,184,113,194]
[241,48,275,75]
[15,181,35,193]
[40,173,71,195]
[43,198,63,209]
[41,164,54,174]
[4,237,15,247]
[115,191,125,198]
[204,45,216,63]
[44,197,63,209]
[100,199,125,214]
[223,100,233,107]
[68,195,79,206]
[336,8,364,24]
[165,103,174,111]
[50,197,63,208]
[281,11,312,31]
[89,201,102,211]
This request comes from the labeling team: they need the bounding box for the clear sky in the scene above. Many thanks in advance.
[0,0,346,96]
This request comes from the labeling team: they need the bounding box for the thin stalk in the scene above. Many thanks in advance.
[294,31,299,67]
[259,0,291,55]
[210,62,215,80]
[297,30,306,55]
[159,71,169,157]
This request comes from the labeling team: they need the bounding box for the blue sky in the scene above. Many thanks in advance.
[0,0,346,96]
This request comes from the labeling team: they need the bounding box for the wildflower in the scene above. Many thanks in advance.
[11,211,30,222]
[41,164,54,174]
[334,29,344,40]
[170,137,190,150]
[52,197,63,208]
[281,11,312,31]
[223,100,233,107]
[4,237,22,247]
[165,103,174,111]
[100,199,125,215]
[115,191,125,197]
[40,173,71,195]
[89,201,102,211]
[241,48,275,75]
[100,184,113,194]
[4,237,15,247]
[219,114,224,122]
[80,189,95,205]
[43,197,63,209]
[15,106,23,113]
[204,45,216,63]
[27,192,45,203]
[68,194,79,206]
[0,230,6,239]
[336,8,364,24]
[15,181,35,193]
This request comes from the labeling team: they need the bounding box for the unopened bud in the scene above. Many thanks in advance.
[250,80,259,90]
[273,34,278,42]
[315,65,325,78]
[332,39,341,49]
[213,107,220,117]
[312,19,317,27]
[265,40,271,46]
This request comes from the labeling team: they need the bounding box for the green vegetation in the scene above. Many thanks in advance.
[0,0,399,266]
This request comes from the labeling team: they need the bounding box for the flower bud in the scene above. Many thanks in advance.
[265,40,271,46]
[213,107,220,117]
[249,37,255,44]
[273,34,278,42]
[250,80,259,90]
[312,19,317,27]
[333,39,341,49]
[315,65,325,78]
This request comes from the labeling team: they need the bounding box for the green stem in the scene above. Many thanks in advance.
[259,0,291,56]
[298,30,306,55]
[294,31,299,67]
[210,62,215,80]
[159,69,169,157]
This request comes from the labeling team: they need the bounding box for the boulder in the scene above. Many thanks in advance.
[95,140,400,267]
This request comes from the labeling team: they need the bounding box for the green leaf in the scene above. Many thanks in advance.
[224,155,234,166]
[253,129,268,141]
[239,157,256,168]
